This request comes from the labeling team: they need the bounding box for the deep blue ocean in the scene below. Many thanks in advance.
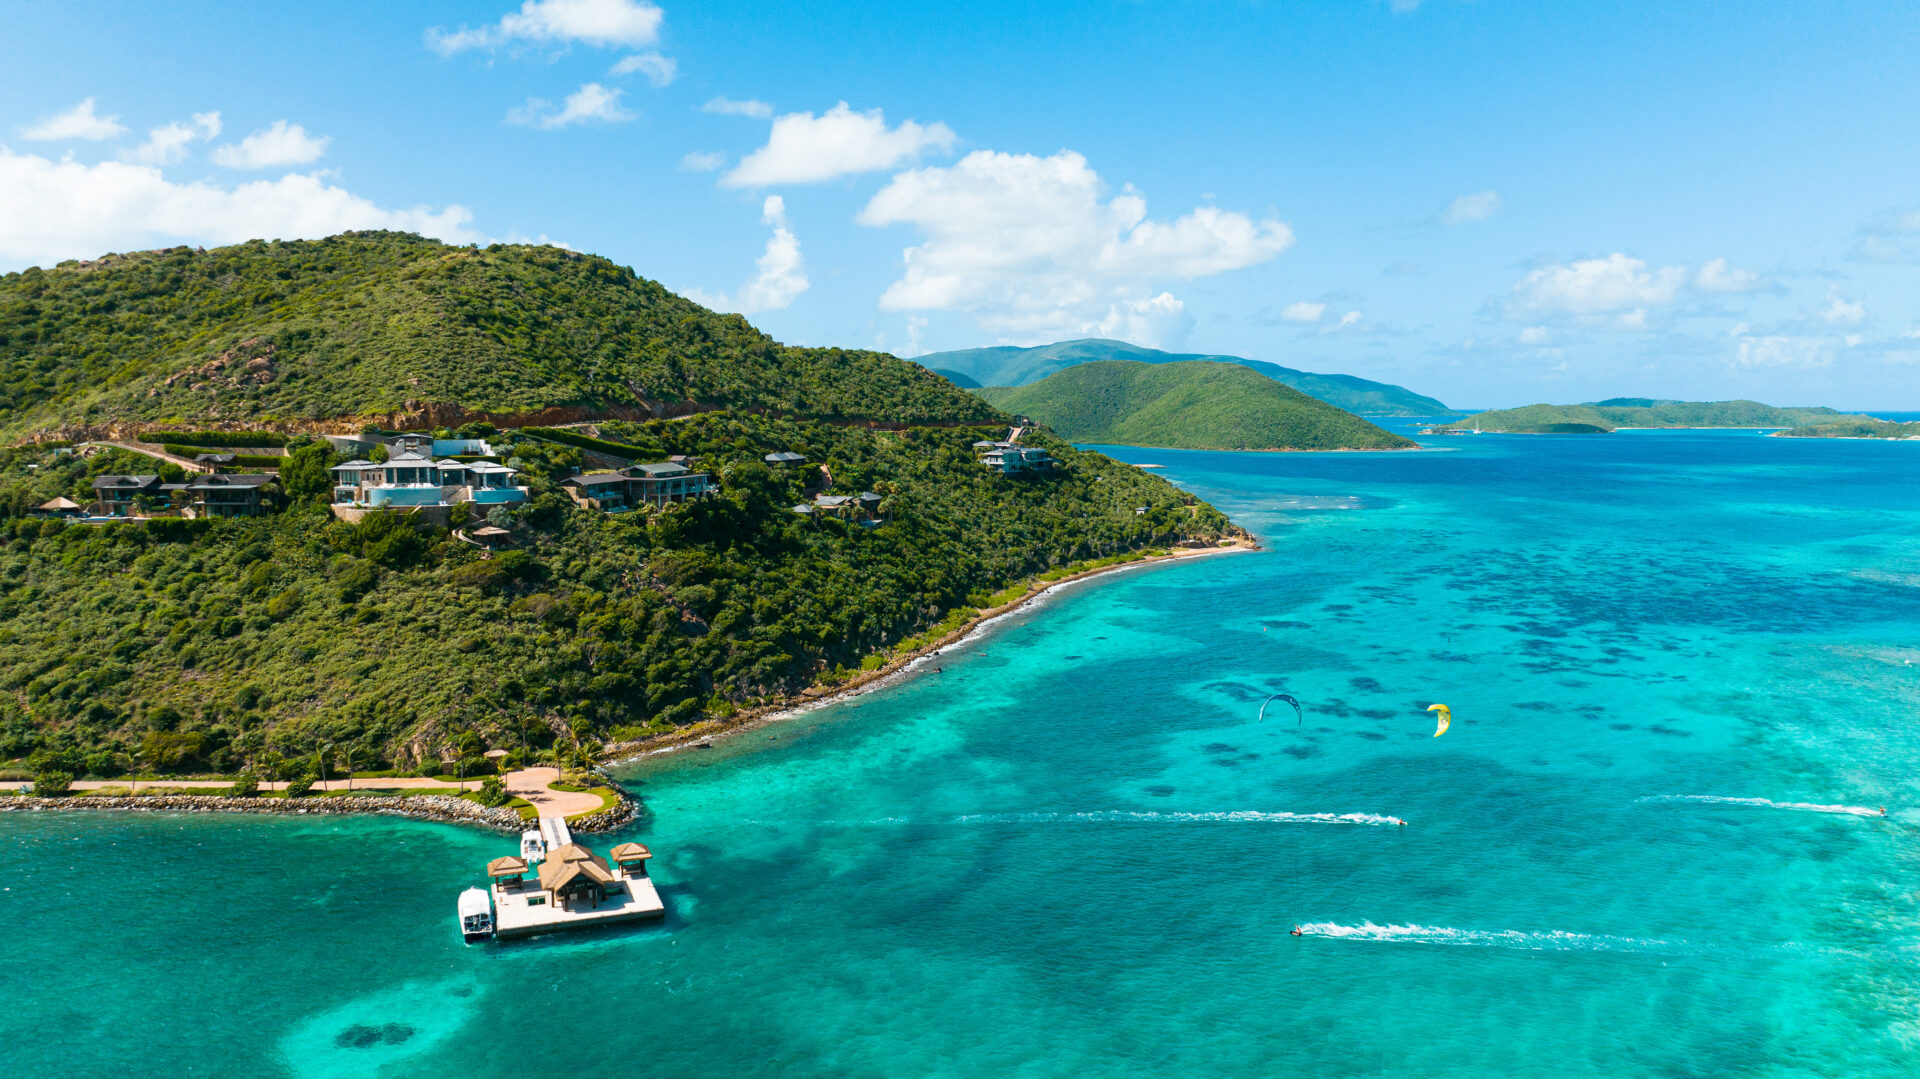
[7,423,1919,1078]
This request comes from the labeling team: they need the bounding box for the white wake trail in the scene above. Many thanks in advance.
[954,810,1407,826]
[1294,922,1685,953]
[1640,795,1885,818]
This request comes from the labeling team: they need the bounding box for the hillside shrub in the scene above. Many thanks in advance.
[32,770,72,796]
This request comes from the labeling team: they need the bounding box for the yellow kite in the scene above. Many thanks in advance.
[1428,703,1451,737]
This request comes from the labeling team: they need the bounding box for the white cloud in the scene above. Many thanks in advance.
[1518,325,1554,345]
[1439,189,1501,225]
[1280,301,1325,322]
[428,0,663,53]
[124,112,222,165]
[609,51,676,86]
[724,103,955,187]
[1096,293,1193,351]
[682,195,808,315]
[1733,334,1837,369]
[1506,253,1687,321]
[507,83,633,129]
[1850,208,1920,263]
[1694,256,1764,292]
[1325,310,1364,333]
[212,121,330,169]
[0,148,477,269]
[679,150,726,172]
[702,96,772,119]
[856,148,1294,343]
[22,98,127,141]
[1820,291,1866,324]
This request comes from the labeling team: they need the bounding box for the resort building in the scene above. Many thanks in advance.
[192,452,238,471]
[168,473,279,517]
[561,462,715,512]
[793,491,885,521]
[977,443,1055,474]
[329,440,527,511]
[90,474,163,516]
[764,451,807,466]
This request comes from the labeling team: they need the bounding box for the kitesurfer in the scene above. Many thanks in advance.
[1290,925,1303,937]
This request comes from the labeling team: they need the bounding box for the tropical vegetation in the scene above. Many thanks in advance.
[973,360,1415,451]
[920,337,1458,416]
[1440,399,1854,433]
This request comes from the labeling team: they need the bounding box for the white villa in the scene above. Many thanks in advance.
[330,435,527,511]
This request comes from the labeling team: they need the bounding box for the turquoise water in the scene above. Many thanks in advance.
[7,426,1920,1077]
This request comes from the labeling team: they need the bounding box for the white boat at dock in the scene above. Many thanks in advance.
[520,829,546,864]
[457,887,495,943]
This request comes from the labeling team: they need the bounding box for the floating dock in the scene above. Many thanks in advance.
[467,825,664,942]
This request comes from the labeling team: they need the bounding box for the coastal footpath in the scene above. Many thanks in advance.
[0,766,640,834]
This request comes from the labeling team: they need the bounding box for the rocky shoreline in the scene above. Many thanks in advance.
[0,789,642,834]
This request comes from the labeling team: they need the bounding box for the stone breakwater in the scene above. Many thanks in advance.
[0,794,526,831]
[567,790,641,834]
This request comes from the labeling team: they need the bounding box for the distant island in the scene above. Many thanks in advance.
[972,360,1416,451]
[1436,399,1856,434]
[1775,417,1920,440]
[920,338,1458,417]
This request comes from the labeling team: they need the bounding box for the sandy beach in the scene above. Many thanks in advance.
[604,541,1260,765]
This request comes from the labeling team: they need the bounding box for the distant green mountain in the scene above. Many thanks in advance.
[1778,417,1920,440]
[918,338,1456,416]
[1440,400,1852,434]
[973,360,1415,451]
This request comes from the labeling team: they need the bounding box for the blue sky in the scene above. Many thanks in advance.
[3,0,1917,408]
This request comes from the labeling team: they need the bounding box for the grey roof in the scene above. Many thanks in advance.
[93,475,160,490]
[465,461,517,474]
[790,503,815,514]
[193,453,236,463]
[857,491,883,503]
[185,474,275,490]
[814,494,853,507]
[563,472,629,488]
[764,451,806,464]
[332,460,385,471]
[627,462,691,477]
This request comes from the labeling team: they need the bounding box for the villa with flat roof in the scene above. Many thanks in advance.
[561,461,714,512]
[165,473,278,517]
[330,438,526,512]
[977,442,1055,475]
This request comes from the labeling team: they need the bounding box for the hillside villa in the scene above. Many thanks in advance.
[561,461,715,512]
[792,491,885,521]
[974,440,1055,475]
[330,436,527,512]
[88,472,280,518]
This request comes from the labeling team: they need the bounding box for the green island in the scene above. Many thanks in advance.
[1437,399,1855,434]
[0,232,1245,796]
[919,337,1458,417]
[1775,417,1920,440]
[972,360,1416,451]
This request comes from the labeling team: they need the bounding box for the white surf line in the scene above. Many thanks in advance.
[1294,922,1689,954]
[1640,795,1887,818]
[953,810,1408,826]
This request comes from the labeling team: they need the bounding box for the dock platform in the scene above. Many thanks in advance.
[491,875,664,939]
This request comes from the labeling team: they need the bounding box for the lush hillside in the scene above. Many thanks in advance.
[1441,400,1853,433]
[0,233,1244,781]
[1778,417,1920,439]
[973,360,1415,451]
[0,231,994,440]
[918,338,1456,416]
[0,417,1236,778]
